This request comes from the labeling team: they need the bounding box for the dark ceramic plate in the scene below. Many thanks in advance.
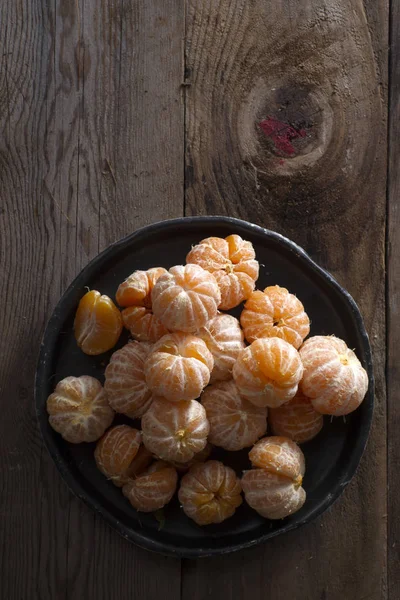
[35,216,373,558]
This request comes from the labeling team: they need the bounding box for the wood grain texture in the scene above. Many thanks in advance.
[0,0,183,598]
[0,0,391,598]
[388,0,400,594]
[183,0,387,599]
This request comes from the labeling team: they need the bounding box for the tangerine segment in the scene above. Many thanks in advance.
[104,341,153,419]
[178,460,242,525]
[232,338,303,408]
[242,469,306,519]
[197,314,245,383]
[299,336,368,416]
[169,443,213,473]
[248,436,305,480]
[122,306,169,343]
[201,380,267,451]
[74,290,123,355]
[47,376,114,443]
[142,397,210,463]
[186,235,259,310]
[240,286,310,348]
[116,267,168,308]
[94,425,142,486]
[122,461,178,512]
[269,390,324,443]
[145,332,214,402]
[151,264,221,333]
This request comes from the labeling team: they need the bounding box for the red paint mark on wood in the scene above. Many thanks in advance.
[259,117,306,156]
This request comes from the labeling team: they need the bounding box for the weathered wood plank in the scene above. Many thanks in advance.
[0,0,184,598]
[387,0,400,594]
[183,0,387,598]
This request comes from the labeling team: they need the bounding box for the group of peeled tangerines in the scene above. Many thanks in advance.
[47,234,368,526]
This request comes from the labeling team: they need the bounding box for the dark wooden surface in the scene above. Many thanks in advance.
[0,0,394,598]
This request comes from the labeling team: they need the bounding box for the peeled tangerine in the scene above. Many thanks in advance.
[197,314,245,383]
[121,306,168,343]
[142,397,210,463]
[116,267,169,343]
[178,460,242,525]
[104,341,153,418]
[95,425,152,486]
[74,290,123,355]
[242,437,306,519]
[145,332,214,402]
[169,443,213,473]
[201,380,267,451]
[240,285,310,348]
[269,390,324,444]
[123,461,178,512]
[47,376,114,443]
[151,264,221,333]
[233,338,303,408]
[116,267,168,308]
[299,335,368,416]
[186,235,259,310]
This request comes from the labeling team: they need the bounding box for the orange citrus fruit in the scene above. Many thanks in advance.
[240,285,310,348]
[94,425,142,486]
[127,444,154,478]
[121,306,168,343]
[178,460,242,525]
[299,335,368,415]
[122,461,178,512]
[232,338,303,408]
[47,375,114,443]
[269,390,324,443]
[186,234,259,310]
[116,267,168,308]
[104,341,154,418]
[142,397,209,463]
[151,264,221,332]
[169,442,213,473]
[248,436,305,475]
[74,290,122,355]
[197,313,245,383]
[201,380,267,451]
[242,436,306,519]
[145,332,214,401]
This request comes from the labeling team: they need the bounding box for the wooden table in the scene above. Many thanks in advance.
[0,1,397,598]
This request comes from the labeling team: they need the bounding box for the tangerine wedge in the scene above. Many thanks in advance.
[74,290,122,355]
[178,460,243,525]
